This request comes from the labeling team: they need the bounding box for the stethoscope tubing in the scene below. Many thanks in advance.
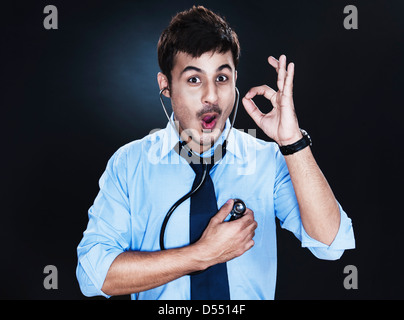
[159,160,209,250]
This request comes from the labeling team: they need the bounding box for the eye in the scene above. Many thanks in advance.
[188,76,201,84]
[216,75,228,82]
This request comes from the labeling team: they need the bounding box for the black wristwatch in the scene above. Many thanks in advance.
[279,129,312,156]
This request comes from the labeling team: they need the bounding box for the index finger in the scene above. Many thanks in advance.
[244,85,277,101]
[235,209,256,228]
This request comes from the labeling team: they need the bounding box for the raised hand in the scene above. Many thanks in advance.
[242,55,302,146]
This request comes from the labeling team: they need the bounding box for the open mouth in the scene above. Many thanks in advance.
[201,113,218,130]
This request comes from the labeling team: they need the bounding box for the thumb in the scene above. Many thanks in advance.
[212,199,234,223]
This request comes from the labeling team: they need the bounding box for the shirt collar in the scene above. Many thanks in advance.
[160,113,243,161]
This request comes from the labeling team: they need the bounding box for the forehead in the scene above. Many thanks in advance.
[172,50,235,74]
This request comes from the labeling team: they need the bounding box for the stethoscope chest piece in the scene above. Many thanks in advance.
[229,198,246,221]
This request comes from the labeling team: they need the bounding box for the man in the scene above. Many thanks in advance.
[76,6,355,300]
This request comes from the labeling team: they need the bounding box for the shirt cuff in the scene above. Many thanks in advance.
[77,245,122,298]
[281,203,355,260]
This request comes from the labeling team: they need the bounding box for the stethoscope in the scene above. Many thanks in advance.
[158,86,246,251]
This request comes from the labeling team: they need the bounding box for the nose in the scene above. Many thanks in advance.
[202,81,219,106]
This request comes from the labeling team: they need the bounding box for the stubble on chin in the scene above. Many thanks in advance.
[199,127,221,147]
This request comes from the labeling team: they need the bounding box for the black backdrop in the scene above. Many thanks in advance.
[2,0,404,299]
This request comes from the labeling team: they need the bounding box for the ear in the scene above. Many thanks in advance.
[157,72,171,98]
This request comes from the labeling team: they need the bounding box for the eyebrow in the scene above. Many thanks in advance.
[217,64,233,72]
[180,64,233,75]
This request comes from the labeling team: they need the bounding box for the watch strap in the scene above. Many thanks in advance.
[279,129,312,156]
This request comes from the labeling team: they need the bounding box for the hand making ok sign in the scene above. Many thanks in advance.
[242,55,303,146]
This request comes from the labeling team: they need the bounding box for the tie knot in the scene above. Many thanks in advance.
[174,141,227,175]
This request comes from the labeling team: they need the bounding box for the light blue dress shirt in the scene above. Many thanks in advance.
[76,116,355,300]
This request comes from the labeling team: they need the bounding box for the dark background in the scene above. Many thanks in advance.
[2,0,404,299]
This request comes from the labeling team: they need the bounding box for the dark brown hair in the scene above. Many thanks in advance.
[157,6,240,85]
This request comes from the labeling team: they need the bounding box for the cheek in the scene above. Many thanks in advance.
[171,95,197,128]
[221,90,236,116]
[171,89,199,117]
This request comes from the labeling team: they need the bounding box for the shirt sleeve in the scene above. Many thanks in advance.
[76,147,132,298]
[273,147,355,260]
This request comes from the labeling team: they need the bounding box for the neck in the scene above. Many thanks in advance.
[179,131,215,155]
